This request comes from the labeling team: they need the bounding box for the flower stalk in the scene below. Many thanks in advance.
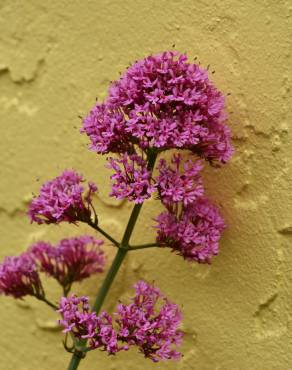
[67,151,157,370]
[129,243,158,250]
[86,220,120,248]
[36,295,58,310]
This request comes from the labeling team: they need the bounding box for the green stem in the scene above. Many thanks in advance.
[121,204,143,246]
[92,193,147,314]
[129,243,158,250]
[87,221,120,247]
[37,296,58,310]
[67,151,157,370]
[63,283,72,297]
[67,354,82,370]
[92,247,127,312]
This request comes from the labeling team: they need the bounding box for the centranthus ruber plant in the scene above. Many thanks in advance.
[0,51,233,370]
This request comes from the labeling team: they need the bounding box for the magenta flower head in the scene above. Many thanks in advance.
[58,295,118,353]
[0,253,44,299]
[28,170,98,225]
[156,197,226,263]
[110,51,233,162]
[116,280,183,362]
[81,103,131,154]
[30,236,105,292]
[156,153,204,207]
[58,281,182,361]
[82,51,233,164]
[107,154,156,203]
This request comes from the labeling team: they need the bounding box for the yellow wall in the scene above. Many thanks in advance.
[0,1,292,369]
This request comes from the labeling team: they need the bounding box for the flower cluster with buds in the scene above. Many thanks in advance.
[58,295,118,353]
[156,197,226,263]
[0,236,105,300]
[58,281,182,362]
[83,51,233,163]
[80,51,232,263]
[107,154,155,203]
[156,153,204,207]
[30,236,105,293]
[0,253,44,299]
[28,170,97,225]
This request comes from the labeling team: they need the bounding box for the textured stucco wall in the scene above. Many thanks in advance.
[0,1,292,369]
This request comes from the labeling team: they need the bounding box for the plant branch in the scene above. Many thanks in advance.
[36,295,58,310]
[67,354,82,370]
[129,243,158,250]
[87,220,120,247]
[92,247,127,313]
[63,283,72,297]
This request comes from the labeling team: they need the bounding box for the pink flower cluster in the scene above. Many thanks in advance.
[28,170,97,225]
[0,253,43,299]
[116,280,182,362]
[80,51,231,262]
[80,51,232,219]
[0,236,104,299]
[81,103,131,154]
[107,154,155,203]
[156,153,203,207]
[30,236,105,290]
[156,198,225,263]
[83,51,233,163]
[58,295,118,353]
[153,153,225,263]
[58,281,182,362]
[27,51,232,264]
